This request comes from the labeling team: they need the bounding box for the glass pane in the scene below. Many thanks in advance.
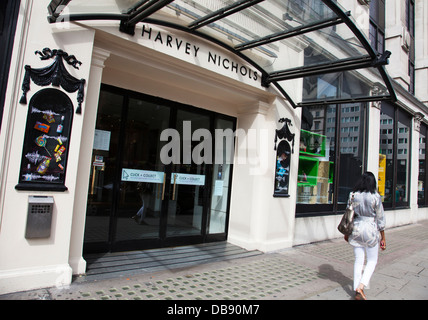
[369,22,377,51]
[66,0,143,14]
[282,68,389,105]
[419,125,427,205]
[396,110,411,206]
[209,117,234,234]
[159,0,370,75]
[191,1,367,73]
[379,106,394,203]
[85,90,123,244]
[297,105,335,204]
[167,109,210,237]
[167,0,336,44]
[337,103,366,203]
[59,0,396,107]
[115,98,171,241]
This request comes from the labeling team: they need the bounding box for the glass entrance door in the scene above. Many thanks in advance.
[114,97,171,249]
[85,89,122,250]
[165,110,210,238]
[84,85,232,253]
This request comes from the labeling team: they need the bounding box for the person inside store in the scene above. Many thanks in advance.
[344,171,386,300]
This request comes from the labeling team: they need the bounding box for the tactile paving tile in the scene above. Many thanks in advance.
[56,257,319,300]
[298,241,356,264]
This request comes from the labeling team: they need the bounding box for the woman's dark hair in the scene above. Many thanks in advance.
[353,171,377,193]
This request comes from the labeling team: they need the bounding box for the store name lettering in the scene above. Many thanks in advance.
[141,25,259,82]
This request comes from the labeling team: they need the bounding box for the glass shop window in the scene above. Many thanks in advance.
[418,123,427,206]
[209,117,235,234]
[396,110,410,206]
[298,105,334,206]
[296,102,367,211]
[378,104,394,204]
[297,50,371,215]
[379,102,411,208]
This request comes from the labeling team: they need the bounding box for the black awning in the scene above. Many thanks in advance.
[48,0,396,108]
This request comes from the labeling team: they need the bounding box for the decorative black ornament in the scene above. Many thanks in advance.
[273,118,294,197]
[16,88,73,191]
[274,118,295,153]
[19,48,86,114]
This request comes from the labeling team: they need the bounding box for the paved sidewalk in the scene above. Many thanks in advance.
[1,220,428,300]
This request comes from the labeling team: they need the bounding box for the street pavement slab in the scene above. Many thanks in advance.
[1,220,428,301]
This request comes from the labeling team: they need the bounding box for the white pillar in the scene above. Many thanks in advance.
[228,102,271,250]
[366,101,381,177]
[68,47,110,275]
[410,114,423,222]
[228,101,295,252]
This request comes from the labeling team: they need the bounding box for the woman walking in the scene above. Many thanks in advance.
[344,172,386,300]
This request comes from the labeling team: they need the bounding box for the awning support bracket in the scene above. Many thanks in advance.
[120,0,175,35]
[372,51,391,68]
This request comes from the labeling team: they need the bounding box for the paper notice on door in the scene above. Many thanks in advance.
[172,173,205,186]
[93,129,111,151]
[122,168,164,183]
[214,180,224,196]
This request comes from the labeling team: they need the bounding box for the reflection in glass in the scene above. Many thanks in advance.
[85,90,123,244]
[297,103,366,206]
[379,108,394,203]
[166,110,210,237]
[396,111,410,205]
[337,103,366,203]
[418,125,426,205]
[297,105,335,204]
[379,104,411,206]
[209,118,234,234]
[116,98,171,241]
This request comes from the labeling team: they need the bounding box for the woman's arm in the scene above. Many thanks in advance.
[380,230,386,250]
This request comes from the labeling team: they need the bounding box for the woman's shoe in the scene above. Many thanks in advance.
[355,288,367,300]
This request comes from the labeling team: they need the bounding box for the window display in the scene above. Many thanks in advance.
[16,88,73,191]
[296,103,366,211]
[274,118,295,197]
[275,140,291,196]
[379,102,411,208]
[297,105,334,205]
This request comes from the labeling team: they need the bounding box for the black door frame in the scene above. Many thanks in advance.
[84,84,235,253]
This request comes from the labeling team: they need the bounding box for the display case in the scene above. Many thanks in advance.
[297,155,319,186]
[274,140,291,196]
[15,88,73,191]
[299,129,326,157]
[297,129,333,204]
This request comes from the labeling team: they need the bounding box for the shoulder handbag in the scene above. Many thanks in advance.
[337,192,355,235]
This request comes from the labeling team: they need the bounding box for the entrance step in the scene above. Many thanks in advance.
[77,242,261,282]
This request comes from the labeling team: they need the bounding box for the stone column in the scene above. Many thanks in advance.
[68,47,110,275]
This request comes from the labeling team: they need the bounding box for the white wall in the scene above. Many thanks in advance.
[0,0,95,294]
[1,0,427,295]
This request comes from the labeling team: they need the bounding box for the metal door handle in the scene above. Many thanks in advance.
[161,173,166,200]
[172,173,177,201]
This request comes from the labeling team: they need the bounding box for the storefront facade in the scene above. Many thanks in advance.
[0,0,427,294]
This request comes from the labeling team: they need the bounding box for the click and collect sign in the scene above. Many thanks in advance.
[121,169,164,183]
[121,169,205,186]
[172,173,205,186]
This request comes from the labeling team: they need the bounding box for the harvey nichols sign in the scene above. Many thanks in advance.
[140,24,260,84]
